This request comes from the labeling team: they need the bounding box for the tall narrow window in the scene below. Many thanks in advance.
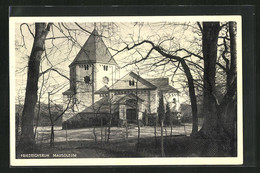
[84,65,89,70]
[103,65,108,71]
[129,80,135,86]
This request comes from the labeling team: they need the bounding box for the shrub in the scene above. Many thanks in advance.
[142,110,148,126]
[180,112,192,123]
[147,113,158,126]
[62,113,118,129]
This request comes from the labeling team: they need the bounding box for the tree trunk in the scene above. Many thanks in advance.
[125,118,128,144]
[104,127,107,142]
[107,116,112,143]
[180,59,198,134]
[50,124,54,147]
[153,45,198,135]
[216,22,237,155]
[93,126,97,144]
[101,118,103,148]
[16,113,20,144]
[65,123,68,145]
[227,22,237,89]
[170,124,173,136]
[137,120,140,151]
[34,102,40,139]
[200,22,221,136]
[218,22,237,132]
[161,121,165,157]
[34,72,45,139]
[17,23,51,152]
[154,117,157,146]
[107,102,112,143]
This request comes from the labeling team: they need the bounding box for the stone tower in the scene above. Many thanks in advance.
[62,29,119,121]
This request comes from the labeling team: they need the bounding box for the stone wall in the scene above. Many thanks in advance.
[150,90,158,114]
[95,63,117,91]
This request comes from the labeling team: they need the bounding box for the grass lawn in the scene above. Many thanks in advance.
[16,124,236,158]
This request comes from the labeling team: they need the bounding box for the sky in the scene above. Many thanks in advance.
[14,21,203,105]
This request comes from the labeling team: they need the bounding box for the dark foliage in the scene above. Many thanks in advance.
[62,113,119,129]
[142,110,149,126]
[16,103,63,126]
[165,112,181,125]
[146,113,158,126]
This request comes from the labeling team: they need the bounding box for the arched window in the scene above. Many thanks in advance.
[173,98,176,104]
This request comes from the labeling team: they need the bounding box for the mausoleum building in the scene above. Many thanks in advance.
[62,29,180,126]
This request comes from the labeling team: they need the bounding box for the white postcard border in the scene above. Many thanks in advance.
[10,15,243,166]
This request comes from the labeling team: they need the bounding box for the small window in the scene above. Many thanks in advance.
[173,98,176,104]
[84,76,91,84]
[129,80,135,86]
[103,65,108,71]
[84,65,89,70]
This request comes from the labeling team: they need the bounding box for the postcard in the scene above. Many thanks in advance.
[10,15,243,166]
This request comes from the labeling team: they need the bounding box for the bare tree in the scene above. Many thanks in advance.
[111,22,237,141]
[47,91,72,147]
[198,22,237,140]
[158,95,165,157]
[18,23,52,152]
[113,38,199,134]
[16,22,113,151]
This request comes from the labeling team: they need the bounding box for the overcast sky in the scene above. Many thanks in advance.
[14,21,203,105]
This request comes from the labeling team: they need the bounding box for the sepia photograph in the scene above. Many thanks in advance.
[9,16,243,166]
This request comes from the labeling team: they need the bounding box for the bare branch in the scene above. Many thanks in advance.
[74,22,92,35]
[197,22,203,33]
[20,23,35,38]
[39,68,70,81]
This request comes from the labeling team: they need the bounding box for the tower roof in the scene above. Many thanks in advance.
[69,29,118,67]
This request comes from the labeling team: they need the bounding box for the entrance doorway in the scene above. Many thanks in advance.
[126,109,137,123]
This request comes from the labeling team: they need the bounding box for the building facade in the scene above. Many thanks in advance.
[62,29,180,126]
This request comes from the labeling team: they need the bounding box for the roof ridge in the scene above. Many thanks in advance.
[129,72,157,89]
[145,77,168,79]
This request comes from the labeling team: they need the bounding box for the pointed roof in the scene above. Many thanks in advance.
[69,29,118,67]
[109,71,157,90]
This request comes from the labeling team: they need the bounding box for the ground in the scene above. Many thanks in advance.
[17,124,235,158]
